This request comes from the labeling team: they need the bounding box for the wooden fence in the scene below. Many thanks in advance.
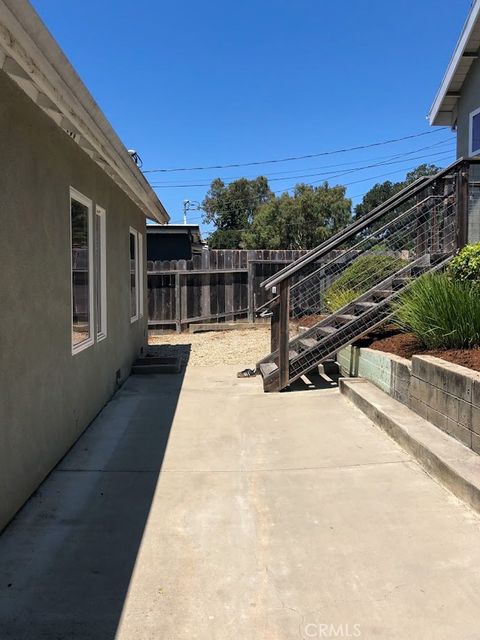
[147,249,310,331]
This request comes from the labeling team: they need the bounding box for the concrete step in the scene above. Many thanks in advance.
[339,378,480,515]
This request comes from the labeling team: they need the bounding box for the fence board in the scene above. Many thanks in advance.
[147,249,314,330]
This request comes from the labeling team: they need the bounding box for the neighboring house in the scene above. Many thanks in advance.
[429,0,480,242]
[0,1,168,530]
[147,224,205,261]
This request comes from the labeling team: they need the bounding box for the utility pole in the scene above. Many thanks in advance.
[182,199,202,225]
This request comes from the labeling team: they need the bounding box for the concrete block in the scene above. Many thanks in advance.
[410,377,433,405]
[431,388,459,423]
[412,356,473,402]
[472,406,480,436]
[458,400,473,430]
[471,376,480,409]
[472,432,480,455]
[409,396,429,421]
[427,406,472,449]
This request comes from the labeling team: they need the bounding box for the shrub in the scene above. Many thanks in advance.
[325,253,405,312]
[446,242,480,282]
[394,273,480,349]
[324,287,358,312]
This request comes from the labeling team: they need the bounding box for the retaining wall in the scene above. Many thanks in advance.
[338,347,480,454]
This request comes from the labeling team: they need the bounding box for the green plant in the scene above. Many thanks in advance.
[446,242,480,282]
[325,253,405,312]
[394,273,480,349]
[324,287,358,312]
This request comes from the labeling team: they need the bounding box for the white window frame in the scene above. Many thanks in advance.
[95,205,107,341]
[138,231,144,318]
[469,106,480,156]
[129,227,139,323]
[70,187,94,355]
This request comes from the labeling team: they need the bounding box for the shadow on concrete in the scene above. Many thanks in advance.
[288,370,341,392]
[0,344,191,639]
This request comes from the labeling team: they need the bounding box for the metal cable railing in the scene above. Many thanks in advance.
[258,158,479,391]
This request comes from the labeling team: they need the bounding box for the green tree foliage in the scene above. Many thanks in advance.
[242,183,352,250]
[354,181,403,219]
[354,164,442,219]
[203,177,272,248]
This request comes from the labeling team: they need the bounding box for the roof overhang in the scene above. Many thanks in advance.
[429,0,480,127]
[0,0,169,223]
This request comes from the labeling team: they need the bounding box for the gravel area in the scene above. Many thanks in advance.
[148,327,270,367]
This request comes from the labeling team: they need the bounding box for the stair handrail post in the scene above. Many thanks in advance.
[278,279,290,390]
[456,161,470,250]
[270,298,280,354]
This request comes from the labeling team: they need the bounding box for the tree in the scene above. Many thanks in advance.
[242,182,352,250]
[202,177,272,248]
[354,163,442,219]
[353,180,403,219]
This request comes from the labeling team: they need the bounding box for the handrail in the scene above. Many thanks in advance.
[261,157,470,291]
[255,194,442,315]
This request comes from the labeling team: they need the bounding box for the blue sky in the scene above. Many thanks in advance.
[32,0,471,229]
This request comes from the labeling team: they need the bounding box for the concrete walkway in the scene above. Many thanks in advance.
[1,366,480,639]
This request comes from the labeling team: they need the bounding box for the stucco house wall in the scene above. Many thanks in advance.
[0,70,148,530]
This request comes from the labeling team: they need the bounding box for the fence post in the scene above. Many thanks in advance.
[456,163,469,250]
[175,272,181,333]
[247,261,255,323]
[278,279,290,390]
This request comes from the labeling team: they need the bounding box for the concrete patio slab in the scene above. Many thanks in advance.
[1,365,480,639]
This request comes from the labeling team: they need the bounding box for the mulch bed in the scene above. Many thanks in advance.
[363,330,480,373]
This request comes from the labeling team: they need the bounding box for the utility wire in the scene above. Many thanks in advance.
[176,153,455,220]
[143,128,450,173]
[148,138,453,186]
[149,147,454,189]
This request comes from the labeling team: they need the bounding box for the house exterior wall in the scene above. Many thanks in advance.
[456,57,480,158]
[455,58,480,244]
[0,71,147,530]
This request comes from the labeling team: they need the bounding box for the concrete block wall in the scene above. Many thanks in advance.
[338,347,480,454]
[410,356,480,453]
[337,346,411,406]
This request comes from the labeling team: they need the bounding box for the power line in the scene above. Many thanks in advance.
[148,138,454,186]
[183,154,455,220]
[149,147,454,189]
[143,128,450,174]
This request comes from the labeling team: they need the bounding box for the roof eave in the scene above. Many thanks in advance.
[429,0,480,127]
[0,0,169,223]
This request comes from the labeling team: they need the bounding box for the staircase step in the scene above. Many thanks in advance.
[392,277,411,290]
[372,289,393,300]
[289,349,299,359]
[355,301,377,312]
[335,314,357,325]
[259,362,278,379]
[298,337,318,350]
[317,326,337,336]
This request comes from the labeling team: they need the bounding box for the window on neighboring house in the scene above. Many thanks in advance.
[470,107,480,156]
[95,206,107,340]
[130,228,139,322]
[71,188,94,354]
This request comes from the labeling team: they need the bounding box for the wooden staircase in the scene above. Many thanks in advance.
[255,158,477,392]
